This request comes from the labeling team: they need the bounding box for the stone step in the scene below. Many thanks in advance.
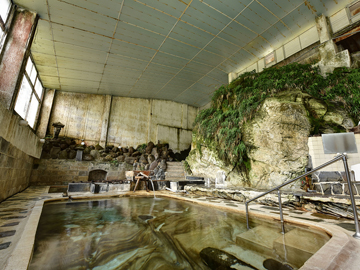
[166,166,184,170]
[236,225,329,269]
[273,228,329,269]
[166,172,185,178]
[235,225,284,258]
[166,162,183,167]
[166,170,184,174]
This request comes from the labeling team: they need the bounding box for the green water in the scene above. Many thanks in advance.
[29,197,329,270]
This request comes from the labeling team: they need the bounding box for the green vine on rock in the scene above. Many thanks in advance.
[193,63,360,173]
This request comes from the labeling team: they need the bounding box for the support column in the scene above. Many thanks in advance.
[36,89,56,138]
[228,72,237,83]
[99,95,112,147]
[315,15,351,75]
[0,8,37,108]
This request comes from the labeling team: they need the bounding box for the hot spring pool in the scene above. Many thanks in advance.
[29,196,330,270]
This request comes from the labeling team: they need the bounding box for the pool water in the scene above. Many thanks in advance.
[29,197,330,270]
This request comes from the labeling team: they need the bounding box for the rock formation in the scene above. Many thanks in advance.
[187,90,355,189]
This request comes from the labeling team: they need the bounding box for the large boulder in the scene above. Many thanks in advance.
[187,90,354,189]
[242,91,311,188]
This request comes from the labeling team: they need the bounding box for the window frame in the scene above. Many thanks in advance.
[0,0,13,54]
[348,0,360,23]
[14,54,45,130]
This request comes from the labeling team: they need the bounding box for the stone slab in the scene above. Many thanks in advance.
[235,225,284,257]
[67,183,91,193]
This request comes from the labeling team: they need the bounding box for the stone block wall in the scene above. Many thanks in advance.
[30,159,133,186]
[312,171,360,196]
[0,137,33,201]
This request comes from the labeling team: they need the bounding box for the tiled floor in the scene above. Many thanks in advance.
[0,186,52,269]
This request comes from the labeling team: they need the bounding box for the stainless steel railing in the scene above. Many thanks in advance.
[245,153,360,239]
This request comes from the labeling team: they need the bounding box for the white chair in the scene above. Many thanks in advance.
[351,164,360,182]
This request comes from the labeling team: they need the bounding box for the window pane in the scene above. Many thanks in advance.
[34,78,43,98]
[27,96,39,128]
[0,0,11,22]
[25,58,34,76]
[14,76,32,119]
[0,27,5,51]
[30,68,37,84]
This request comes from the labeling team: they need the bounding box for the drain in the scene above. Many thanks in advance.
[0,230,16,238]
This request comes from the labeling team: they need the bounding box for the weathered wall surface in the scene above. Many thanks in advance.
[48,92,198,152]
[0,100,42,158]
[107,97,150,147]
[30,159,132,186]
[0,136,33,201]
[0,8,37,108]
[0,99,42,201]
[49,92,109,144]
[36,89,55,138]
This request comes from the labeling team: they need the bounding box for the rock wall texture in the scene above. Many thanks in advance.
[187,90,355,189]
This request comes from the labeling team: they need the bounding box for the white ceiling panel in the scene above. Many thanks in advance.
[48,0,117,37]
[206,68,228,84]
[19,0,351,107]
[121,0,178,36]
[36,65,58,77]
[32,51,57,66]
[56,56,105,72]
[201,0,253,19]
[114,21,165,50]
[110,39,155,61]
[169,21,214,49]
[160,38,200,59]
[54,42,108,63]
[60,0,123,19]
[181,0,232,35]
[205,37,241,59]
[184,61,214,75]
[193,50,227,66]
[52,24,112,52]
[152,52,189,69]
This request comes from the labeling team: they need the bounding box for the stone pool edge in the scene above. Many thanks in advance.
[4,190,360,270]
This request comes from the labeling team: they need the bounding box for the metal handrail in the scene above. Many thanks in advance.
[245,153,360,239]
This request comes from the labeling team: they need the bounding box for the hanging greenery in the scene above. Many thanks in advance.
[193,63,360,172]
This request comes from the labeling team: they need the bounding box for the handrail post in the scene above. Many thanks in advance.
[342,154,360,239]
[278,189,285,234]
[245,202,250,230]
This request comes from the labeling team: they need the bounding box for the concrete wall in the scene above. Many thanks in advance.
[0,101,42,201]
[0,136,33,201]
[48,92,198,152]
[49,92,110,144]
[0,99,42,158]
[107,97,150,147]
